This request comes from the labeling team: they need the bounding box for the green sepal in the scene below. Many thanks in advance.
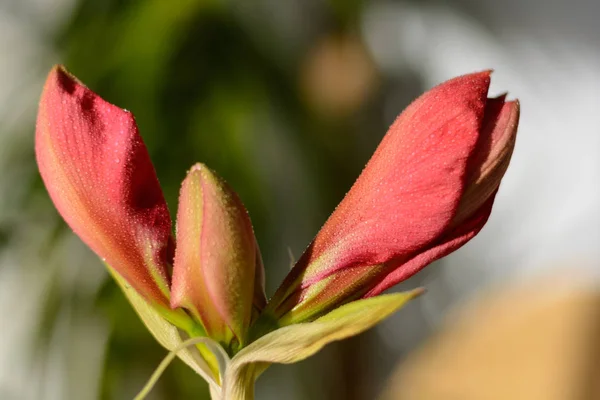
[107,265,221,386]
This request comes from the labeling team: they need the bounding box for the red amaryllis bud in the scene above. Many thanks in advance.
[267,71,520,324]
[36,66,174,309]
[171,164,266,349]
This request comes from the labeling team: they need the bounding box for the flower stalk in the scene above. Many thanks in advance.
[35,65,519,399]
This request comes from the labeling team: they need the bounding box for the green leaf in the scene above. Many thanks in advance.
[224,289,423,398]
[107,266,220,389]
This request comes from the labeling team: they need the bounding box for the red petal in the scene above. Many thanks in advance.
[364,190,497,297]
[271,71,491,305]
[36,66,173,306]
[274,192,497,323]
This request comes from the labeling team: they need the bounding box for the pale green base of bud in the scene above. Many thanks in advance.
[211,378,256,400]
[245,312,280,345]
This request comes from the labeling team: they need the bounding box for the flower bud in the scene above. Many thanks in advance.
[170,164,266,349]
[266,71,520,324]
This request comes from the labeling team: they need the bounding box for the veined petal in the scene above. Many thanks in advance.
[270,71,491,310]
[171,164,263,347]
[36,66,173,307]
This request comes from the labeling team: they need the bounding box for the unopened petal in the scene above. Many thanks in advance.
[452,99,520,226]
[270,71,492,312]
[171,164,261,346]
[36,66,173,306]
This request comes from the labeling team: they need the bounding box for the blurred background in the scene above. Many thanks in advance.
[0,0,599,399]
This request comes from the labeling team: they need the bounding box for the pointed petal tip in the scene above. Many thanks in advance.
[421,70,491,113]
[51,64,69,77]
[456,69,492,85]
[469,69,493,79]
[186,163,220,184]
[48,64,66,79]
[503,99,521,127]
[489,95,520,108]
[44,65,84,96]
[189,162,207,173]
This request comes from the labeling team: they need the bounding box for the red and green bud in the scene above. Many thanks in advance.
[170,164,266,349]
[267,71,520,324]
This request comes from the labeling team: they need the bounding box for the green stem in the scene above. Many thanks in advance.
[133,337,227,400]
[209,384,223,400]
[223,364,257,400]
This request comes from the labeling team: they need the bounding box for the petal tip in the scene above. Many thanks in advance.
[469,69,493,80]
[504,99,521,125]
[189,162,206,173]
[425,70,491,109]
[45,65,84,96]
[462,69,492,83]
[187,163,217,182]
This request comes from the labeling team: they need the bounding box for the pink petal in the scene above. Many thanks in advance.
[36,66,173,306]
